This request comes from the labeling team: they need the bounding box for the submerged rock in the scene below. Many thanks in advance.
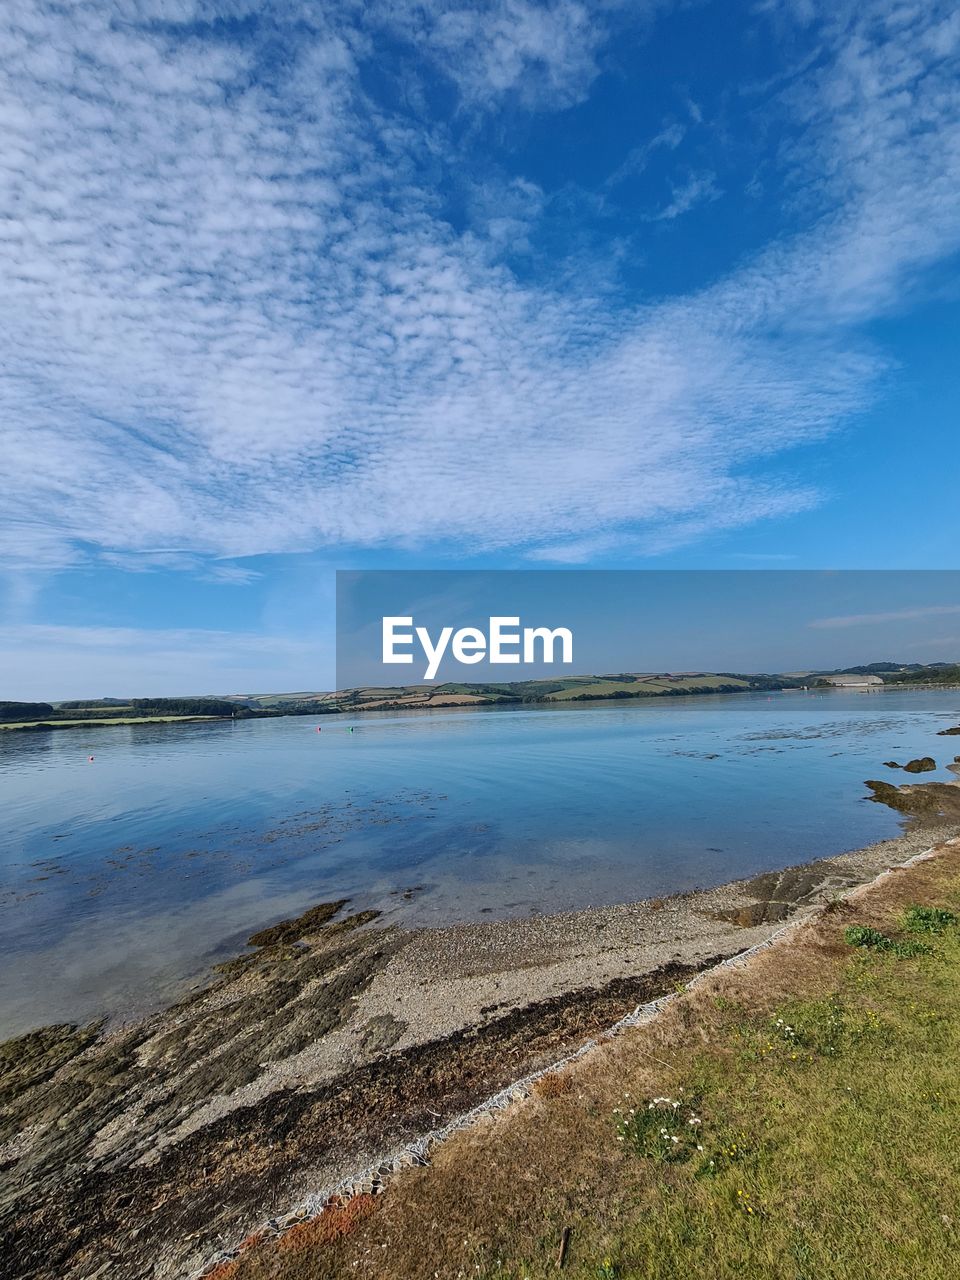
[0,903,399,1280]
[247,898,350,947]
[903,757,936,773]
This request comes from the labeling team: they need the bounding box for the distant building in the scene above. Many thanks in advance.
[820,673,884,688]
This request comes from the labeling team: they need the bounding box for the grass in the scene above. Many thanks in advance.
[545,676,752,700]
[219,843,960,1280]
[583,938,960,1279]
[545,681,657,700]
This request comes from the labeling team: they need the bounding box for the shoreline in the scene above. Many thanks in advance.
[214,829,960,1280]
[4,678,957,733]
[3,773,960,1279]
[199,830,960,1280]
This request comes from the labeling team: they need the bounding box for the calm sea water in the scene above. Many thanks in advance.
[1,688,958,1038]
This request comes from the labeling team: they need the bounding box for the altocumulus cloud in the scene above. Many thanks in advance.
[1,0,959,572]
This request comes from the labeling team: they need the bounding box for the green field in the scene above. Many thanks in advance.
[545,675,752,700]
[323,672,775,710]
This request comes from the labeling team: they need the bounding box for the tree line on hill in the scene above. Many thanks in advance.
[130,697,245,717]
[0,697,264,722]
[0,701,56,722]
[881,664,960,686]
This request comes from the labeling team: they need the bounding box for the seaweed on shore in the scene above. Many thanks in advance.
[247,899,350,947]
[0,952,722,1280]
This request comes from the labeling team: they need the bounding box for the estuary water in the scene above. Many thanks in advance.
[1,688,958,1038]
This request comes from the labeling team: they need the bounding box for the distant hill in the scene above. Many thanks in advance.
[227,671,805,714]
[836,662,919,675]
[880,663,960,686]
[236,661,959,711]
[12,662,957,728]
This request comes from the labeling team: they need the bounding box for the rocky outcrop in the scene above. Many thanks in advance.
[865,776,960,818]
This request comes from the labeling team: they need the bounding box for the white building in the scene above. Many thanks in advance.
[821,673,884,687]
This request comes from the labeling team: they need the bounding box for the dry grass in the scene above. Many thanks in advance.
[225,841,960,1280]
[532,1071,574,1100]
[204,1196,380,1279]
[276,1195,380,1255]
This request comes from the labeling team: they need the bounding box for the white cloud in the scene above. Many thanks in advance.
[647,170,721,220]
[203,563,263,585]
[383,0,618,110]
[809,604,960,629]
[0,0,958,578]
[604,121,686,189]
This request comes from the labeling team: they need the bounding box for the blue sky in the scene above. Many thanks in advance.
[1,0,959,697]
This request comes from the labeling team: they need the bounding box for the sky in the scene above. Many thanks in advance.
[1,0,959,697]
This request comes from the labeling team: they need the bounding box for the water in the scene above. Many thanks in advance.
[1,688,958,1038]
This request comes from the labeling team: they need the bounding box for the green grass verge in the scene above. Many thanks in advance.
[218,874,960,1280]
[543,905,960,1279]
